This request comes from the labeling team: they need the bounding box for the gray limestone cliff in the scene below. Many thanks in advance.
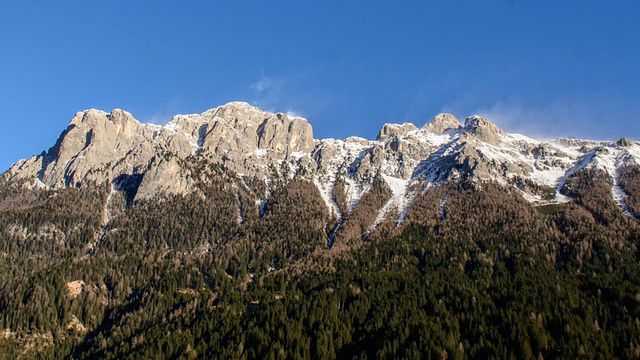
[6,102,315,200]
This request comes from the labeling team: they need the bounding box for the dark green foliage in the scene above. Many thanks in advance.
[0,165,639,359]
[512,176,557,201]
[536,203,567,216]
[0,181,106,263]
[251,178,329,272]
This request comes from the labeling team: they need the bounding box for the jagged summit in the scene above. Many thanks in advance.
[423,113,460,134]
[4,102,640,227]
[462,115,505,145]
[617,137,634,147]
[376,113,462,141]
[376,123,418,141]
[464,114,493,125]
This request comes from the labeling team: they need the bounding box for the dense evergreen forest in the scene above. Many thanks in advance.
[1,163,640,359]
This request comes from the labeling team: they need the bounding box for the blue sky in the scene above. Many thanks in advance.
[1,1,639,171]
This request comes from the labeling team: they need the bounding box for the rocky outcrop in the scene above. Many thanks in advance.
[617,138,633,147]
[462,116,505,145]
[197,102,314,159]
[423,113,460,134]
[377,123,418,141]
[9,109,157,189]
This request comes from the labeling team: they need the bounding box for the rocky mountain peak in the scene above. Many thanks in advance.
[69,109,108,126]
[617,137,633,147]
[376,123,418,141]
[463,115,505,145]
[423,113,460,134]
[196,102,315,164]
[68,108,146,138]
[107,108,135,123]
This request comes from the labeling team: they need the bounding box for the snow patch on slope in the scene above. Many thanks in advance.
[366,175,409,235]
[551,144,640,215]
[314,176,341,218]
[397,186,420,226]
[344,177,371,213]
[593,146,639,217]
[479,136,577,194]
[439,195,448,221]
[612,184,634,217]
[553,150,596,203]
[327,218,345,249]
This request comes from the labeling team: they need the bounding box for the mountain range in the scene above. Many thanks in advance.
[5,101,639,231]
[1,102,640,359]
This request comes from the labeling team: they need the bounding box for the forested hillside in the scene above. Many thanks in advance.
[1,165,640,359]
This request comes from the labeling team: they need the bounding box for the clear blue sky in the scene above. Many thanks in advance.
[1,1,639,171]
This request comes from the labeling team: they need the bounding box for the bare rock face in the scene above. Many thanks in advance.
[10,109,158,189]
[528,143,569,170]
[377,123,418,141]
[135,155,193,199]
[198,102,314,160]
[423,113,460,134]
[617,137,633,147]
[155,114,206,158]
[258,113,315,156]
[6,102,318,201]
[199,103,264,155]
[462,116,505,145]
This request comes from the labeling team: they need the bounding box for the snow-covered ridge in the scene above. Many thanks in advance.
[5,102,640,228]
[306,117,640,225]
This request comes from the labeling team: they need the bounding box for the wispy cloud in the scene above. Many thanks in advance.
[249,75,286,112]
[285,108,303,118]
[404,70,640,141]
[248,72,319,119]
[136,97,186,125]
[250,76,283,93]
[471,96,636,141]
[146,113,174,125]
[472,101,571,139]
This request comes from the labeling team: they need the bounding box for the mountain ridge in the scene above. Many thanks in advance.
[4,101,640,227]
[2,102,640,359]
